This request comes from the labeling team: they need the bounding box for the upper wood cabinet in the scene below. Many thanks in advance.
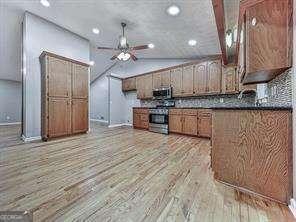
[124,58,223,98]
[182,65,194,96]
[222,65,238,94]
[152,70,171,89]
[208,60,222,94]
[122,77,136,92]
[161,70,171,87]
[170,67,183,97]
[136,75,152,99]
[194,62,208,95]
[152,71,162,89]
[48,57,71,98]
[72,63,89,98]
[241,0,292,84]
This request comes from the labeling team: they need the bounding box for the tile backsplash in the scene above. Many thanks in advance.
[140,68,292,108]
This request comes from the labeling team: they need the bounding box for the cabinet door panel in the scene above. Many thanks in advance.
[161,70,171,87]
[72,64,89,98]
[194,62,208,94]
[152,72,162,89]
[208,60,222,94]
[136,76,145,99]
[182,65,194,96]
[72,99,88,133]
[169,114,183,133]
[48,98,71,137]
[246,0,291,73]
[144,74,153,99]
[183,115,198,136]
[222,66,237,93]
[133,113,141,128]
[198,113,212,138]
[48,57,71,97]
[170,68,182,97]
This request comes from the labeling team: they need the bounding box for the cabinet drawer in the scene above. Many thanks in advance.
[183,109,198,116]
[133,108,148,114]
[169,109,183,115]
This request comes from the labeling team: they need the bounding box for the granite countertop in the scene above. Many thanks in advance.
[133,106,292,111]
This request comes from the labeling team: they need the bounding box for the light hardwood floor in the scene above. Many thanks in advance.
[0,123,295,222]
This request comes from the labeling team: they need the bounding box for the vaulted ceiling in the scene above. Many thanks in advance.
[1,0,225,81]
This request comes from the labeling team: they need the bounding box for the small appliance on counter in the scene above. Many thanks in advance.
[149,100,175,134]
[152,87,172,100]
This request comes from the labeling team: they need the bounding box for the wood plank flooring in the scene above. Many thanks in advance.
[0,122,295,222]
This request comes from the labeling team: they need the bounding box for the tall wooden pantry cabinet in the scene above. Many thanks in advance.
[40,51,89,141]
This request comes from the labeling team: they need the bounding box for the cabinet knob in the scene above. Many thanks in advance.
[251,17,257,26]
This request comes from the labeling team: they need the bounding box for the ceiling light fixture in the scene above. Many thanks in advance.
[40,0,50,7]
[92,28,100,34]
[148,43,155,49]
[167,5,180,16]
[117,52,131,61]
[188,39,197,46]
[89,61,95,66]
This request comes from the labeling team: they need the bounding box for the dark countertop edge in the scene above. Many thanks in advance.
[133,106,292,111]
[211,106,292,111]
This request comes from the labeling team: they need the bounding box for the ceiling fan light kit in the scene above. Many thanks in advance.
[97,22,153,62]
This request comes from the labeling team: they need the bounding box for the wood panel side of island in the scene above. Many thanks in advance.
[212,109,292,204]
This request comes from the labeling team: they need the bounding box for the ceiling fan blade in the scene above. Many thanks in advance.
[97,46,118,50]
[130,53,138,61]
[130,45,149,50]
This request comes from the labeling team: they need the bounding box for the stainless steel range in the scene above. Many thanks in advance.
[149,100,175,134]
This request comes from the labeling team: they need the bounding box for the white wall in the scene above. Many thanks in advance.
[22,12,90,138]
[109,76,128,126]
[0,80,22,124]
[90,75,109,122]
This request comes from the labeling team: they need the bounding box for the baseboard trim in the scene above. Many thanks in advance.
[289,199,296,218]
[90,119,108,123]
[0,122,21,126]
[21,134,42,142]
[108,123,132,128]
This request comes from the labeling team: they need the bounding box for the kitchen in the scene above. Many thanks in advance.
[0,0,295,221]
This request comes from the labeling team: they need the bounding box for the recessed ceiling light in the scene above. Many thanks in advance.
[167,5,180,16]
[89,61,95,66]
[188,39,197,46]
[92,28,100,34]
[148,43,155,49]
[40,0,50,7]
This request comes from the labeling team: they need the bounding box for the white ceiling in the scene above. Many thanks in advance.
[1,0,222,82]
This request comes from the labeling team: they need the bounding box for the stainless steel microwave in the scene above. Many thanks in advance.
[152,87,172,100]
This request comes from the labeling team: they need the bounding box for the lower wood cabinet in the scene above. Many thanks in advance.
[198,110,212,138]
[48,98,71,138]
[133,108,149,129]
[72,99,88,134]
[169,109,211,137]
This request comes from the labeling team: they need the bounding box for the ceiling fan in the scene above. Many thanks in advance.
[97,22,154,61]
